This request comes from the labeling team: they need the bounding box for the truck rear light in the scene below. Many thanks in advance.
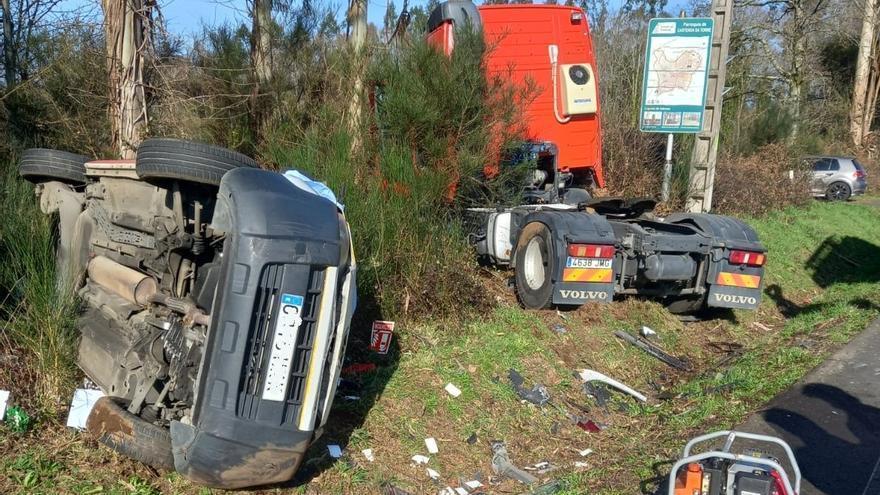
[729,249,766,267]
[568,243,614,258]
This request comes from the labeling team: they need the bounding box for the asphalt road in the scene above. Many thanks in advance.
[738,318,880,495]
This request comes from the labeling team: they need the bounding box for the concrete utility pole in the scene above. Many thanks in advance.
[685,0,733,213]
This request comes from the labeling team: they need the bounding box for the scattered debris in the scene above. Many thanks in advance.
[524,461,556,474]
[66,388,105,430]
[574,461,589,468]
[0,390,8,421]
[445,383,462,398]
[427,467,441,479]
[362,448,375,462]
[425,437,439,454]
[640,325,657,338]
[614,331,691,371]
[508,369,550,406]
[370,320,395,354]
[412,454,430,465]
[550,323,567,335]
[342,362,377,375]
[578,369,647,403]
[752,322,773,332]
[454,488,469,495]
[579,448,593,457]
[342,395,361,401]
[575,419,605,433]
[555,309,568,321]
[549,422,560,435]
[327,444,343,458]
[466,432,478,445]
[464,479,483,490]
[383,484,413,495]
[531,481,562,494]
[5,406,30,433]
[490,440,538,485]
[439,488,456,495]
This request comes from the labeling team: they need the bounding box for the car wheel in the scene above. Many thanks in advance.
[86,397,175,470]
[136,138,258,186]
[19,148,91,184]
[825,181,852,201]
[514,222,555,309]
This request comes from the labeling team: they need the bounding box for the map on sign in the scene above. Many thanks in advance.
[640,18,714,133]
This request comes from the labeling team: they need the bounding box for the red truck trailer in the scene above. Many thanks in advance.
[428,1,766,313]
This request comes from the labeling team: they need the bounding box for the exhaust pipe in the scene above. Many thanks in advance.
[87,256,157,305]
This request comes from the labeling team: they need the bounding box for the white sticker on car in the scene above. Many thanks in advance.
[262,293,304,402]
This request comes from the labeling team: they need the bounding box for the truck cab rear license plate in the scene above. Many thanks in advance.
[262,293,305,402]
[566,257,612,268]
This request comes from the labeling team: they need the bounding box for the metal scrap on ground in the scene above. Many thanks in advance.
[508,369,550,406]
[490,440,539,484]
[614,330,691,370]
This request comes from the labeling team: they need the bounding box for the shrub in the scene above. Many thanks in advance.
[712,143,811,217]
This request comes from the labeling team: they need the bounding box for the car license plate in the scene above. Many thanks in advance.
[566,257,612,269]
[262,293,304,402]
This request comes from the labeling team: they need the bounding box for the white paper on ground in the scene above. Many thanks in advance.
[425,437,439,454]
[0,390,9,421]
[327,444,343,458]
[362,448,375,462]
[411,454,430,465]
[66,388,105,430]
[444,383,462,397]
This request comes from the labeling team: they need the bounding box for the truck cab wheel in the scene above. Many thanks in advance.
[515,222,555,309]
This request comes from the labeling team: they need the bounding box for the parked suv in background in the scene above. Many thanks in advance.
[804,156,868,201]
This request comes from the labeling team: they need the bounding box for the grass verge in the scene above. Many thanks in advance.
[1,198,879,494]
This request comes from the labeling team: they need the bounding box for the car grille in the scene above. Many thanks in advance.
[237,263,325,423]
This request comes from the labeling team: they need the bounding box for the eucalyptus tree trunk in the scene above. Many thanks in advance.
[1,0,16,87]
[102,0,152,158]
[851,0,877,147]
[250,0,273,141]
[347,0,367,153]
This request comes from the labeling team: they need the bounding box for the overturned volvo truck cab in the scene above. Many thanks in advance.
[21,139,355,489]
[429,2,766,313]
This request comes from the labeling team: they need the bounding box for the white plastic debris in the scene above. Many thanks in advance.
[579,448,593,457]
[455,488,469,495]
[327,444,343,458]
[574,461,589,468]
[578,369,647,403]
[411,454,430,465]
[439,488,456,495]
[0,390,9,421]
[640,325,657,337]
[444,383,462,398]
[464,480,483,489]
[343,395,361,401]
[425,437,439,454]
[362,448,375,462]
[426,467,440,479]
[66,388,105,430]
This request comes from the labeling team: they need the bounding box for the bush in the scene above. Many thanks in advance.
[712,143,811,217]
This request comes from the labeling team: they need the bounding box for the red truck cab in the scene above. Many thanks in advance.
[428,2,604,189]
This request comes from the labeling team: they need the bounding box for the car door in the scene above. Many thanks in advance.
[823,158,842,189]
[810,158,830,194]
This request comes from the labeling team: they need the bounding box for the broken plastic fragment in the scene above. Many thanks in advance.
[327,444,343,458]
[574,461,589,468]
[0,390,8,421]
[411,454,430,465]
[508,369,550,406]
[579,448,593,457]
[454,488,468,495]
[578,369,647,403]
[551,323,567,334]
[439,488,456,495]
[425,437,439,454]
[640,325,657,337]
[466,432,478,445]
[576,419,604,433]
[427,467,440,479]
[362,448,375,462]
[490,440,538,485]
[444,383,462,398]
[464,480,483,489]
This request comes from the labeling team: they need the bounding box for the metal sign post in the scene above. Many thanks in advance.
[639,17,714,202]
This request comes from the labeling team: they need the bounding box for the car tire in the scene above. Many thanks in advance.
[19,148,90,184]
[86,397,175,470]
[136,138,258,186]
[514,222,555,309]
[825,181,851,201]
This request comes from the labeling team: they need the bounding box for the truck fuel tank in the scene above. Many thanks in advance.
[643,254,697,281]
